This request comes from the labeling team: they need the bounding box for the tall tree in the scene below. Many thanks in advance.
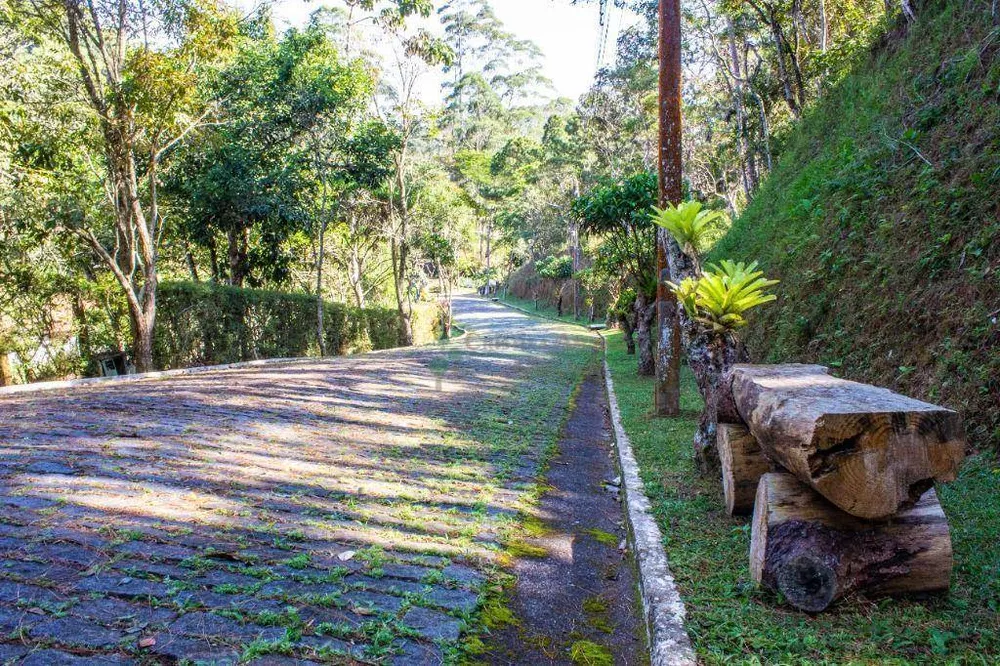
[15,0,238,371]
[573,173,657,374]
[169,25,373,290]
[656,0,684,415]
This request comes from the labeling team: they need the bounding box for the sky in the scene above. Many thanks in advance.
[251,0,639,102]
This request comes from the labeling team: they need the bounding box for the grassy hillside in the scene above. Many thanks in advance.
[711,0,1000,451]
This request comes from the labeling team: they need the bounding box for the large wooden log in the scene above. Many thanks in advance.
[727,364,965,519]
[750,473,953,612]
[718,423,773,515]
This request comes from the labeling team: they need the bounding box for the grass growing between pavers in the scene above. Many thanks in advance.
[453,322,602,662]
[603,329,1000,664]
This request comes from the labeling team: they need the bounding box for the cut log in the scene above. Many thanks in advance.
[727,364,965,519]
[750,472,953,612]
[718,364,829,423]
[718,423,774,515]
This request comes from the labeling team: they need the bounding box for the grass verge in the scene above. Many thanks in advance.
[496,293,607,328]
[603,329,1000,664]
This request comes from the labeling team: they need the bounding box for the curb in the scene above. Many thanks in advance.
[492,296,695,664]
[601,335,696,665]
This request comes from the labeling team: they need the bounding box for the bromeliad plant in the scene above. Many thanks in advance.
[649,201,727,260]
[670,260,778,334]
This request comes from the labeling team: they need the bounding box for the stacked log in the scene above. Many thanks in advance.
[717,423,773,515]
[716,364,966,612]
[750,473,953,612]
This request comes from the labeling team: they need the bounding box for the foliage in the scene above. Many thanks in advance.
[535,255,573,281]
[650,201,727,254]
[607,288,636,320]
[573,172,657,296]
[167,24,374,287]
[154,281,441,369]
[605,330,1000,662]
[709,0,1000,450]
[669,260,778,333]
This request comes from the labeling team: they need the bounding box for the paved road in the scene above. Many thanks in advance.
[0,296,604,665]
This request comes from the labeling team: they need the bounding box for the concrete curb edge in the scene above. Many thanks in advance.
[600,335,697,666]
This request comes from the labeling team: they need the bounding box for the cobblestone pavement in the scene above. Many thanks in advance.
[0,295,598,665]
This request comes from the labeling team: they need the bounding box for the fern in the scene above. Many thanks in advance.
[649,201,727,252]
[668,260,778,332]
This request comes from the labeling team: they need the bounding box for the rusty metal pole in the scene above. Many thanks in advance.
[654,0,683,416]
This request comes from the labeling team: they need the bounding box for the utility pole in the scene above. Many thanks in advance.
[654,0,683,416]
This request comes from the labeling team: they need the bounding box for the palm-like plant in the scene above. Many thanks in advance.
[669,260,778,333]
[649,201,727,254]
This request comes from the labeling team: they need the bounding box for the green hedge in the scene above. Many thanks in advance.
[153,281,441,370]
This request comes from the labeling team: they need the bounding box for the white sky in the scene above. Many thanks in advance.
[252,0,639,102]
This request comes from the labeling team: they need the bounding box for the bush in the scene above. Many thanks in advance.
[154,281,440,370]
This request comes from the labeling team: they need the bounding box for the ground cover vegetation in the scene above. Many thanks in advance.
[2,0,998,658]
[605,329,1000,663]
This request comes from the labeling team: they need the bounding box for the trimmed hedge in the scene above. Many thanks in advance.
[153,281,440,370]
[507,260,611,316]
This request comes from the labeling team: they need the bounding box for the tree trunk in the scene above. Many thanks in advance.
[767,11,801,118]
[391,238,414,346]
[724,364,966,519]
[184,241,199,282]
[635,294,656,376]
[316,218,327,357]
[718,423,774,515]
[227,228,247,288]
[208,238,220,282]
[0,353,12,386]
[129,303,155,374]
[686,330,749,473]
[655,0,684,417]
[728,20,757,198]
[751,472,953,612]
[619,314,636,355]
[349,241,366,309]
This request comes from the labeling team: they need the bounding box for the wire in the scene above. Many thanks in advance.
[596,0,611,68]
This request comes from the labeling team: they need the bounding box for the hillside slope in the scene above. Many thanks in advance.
[711,0,1000,450]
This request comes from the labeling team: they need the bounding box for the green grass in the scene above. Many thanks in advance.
[709,0,1000,451]
[603,329,1000,664]
[497,292,607,328]
[569,639,614,666]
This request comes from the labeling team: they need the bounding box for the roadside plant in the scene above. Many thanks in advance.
[536,255,574,316]
[649,201,726,260]
[667,257,779,474]
[670,260,778,333]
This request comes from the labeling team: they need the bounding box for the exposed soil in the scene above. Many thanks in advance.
[484,369,647,665]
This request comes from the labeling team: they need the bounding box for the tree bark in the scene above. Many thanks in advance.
[349,236,366,309]
[316,217,327,357]
[725,364,966,519]
[718,423,774,515]
[619,314,636,355]
[391,238,414,346]
[0,353,12,387]
[751,472,953,612]
[635,293,656,376]
[686,330,749,473]
[654,0,683,417]
[728,21,757,198]
[184,241,200,282]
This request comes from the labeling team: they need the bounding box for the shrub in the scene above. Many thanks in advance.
[153,281,440,370]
